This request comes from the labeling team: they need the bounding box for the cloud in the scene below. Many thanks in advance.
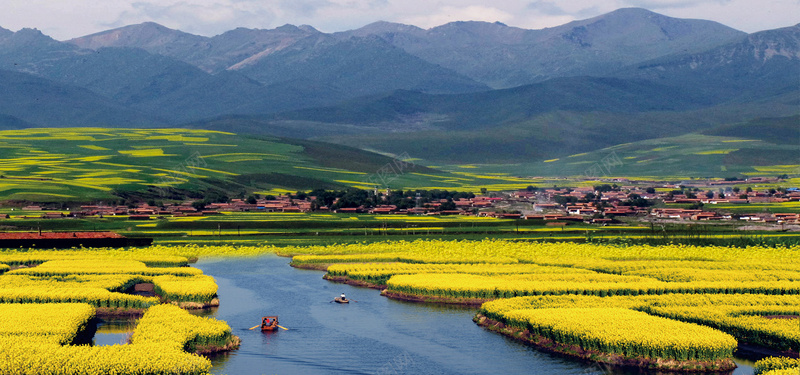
[620,0,730,10]
[527,1,569,16]
[400,5,514,29]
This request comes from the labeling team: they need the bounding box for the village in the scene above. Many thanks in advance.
[5,176,799,228]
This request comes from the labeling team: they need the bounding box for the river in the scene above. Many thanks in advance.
[187,254,756,375]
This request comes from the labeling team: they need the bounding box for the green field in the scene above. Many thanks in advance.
[0,128,568,203]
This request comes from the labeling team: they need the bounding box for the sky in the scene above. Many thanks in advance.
[1,0,798,40]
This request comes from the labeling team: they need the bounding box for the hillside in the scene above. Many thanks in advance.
[198,68,797,165]
[458,115,800,178]
[0,69,159,127]
[235,35,488,96]
[617,24,800,102]
[0,128,541,203]
[702,115,800,145]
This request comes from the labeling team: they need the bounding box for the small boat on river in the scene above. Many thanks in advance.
[261,316,279,331]
[334,293,349,303]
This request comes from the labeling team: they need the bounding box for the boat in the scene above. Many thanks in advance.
[260,316,279,331]
[334,297,349,304]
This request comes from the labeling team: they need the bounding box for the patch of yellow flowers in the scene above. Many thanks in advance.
[0,304,220,375]
[754,356,800,375]
[503,307,736,360]
[8,259,202,277]
[326,262,590,285]
[385,272,800,299]
[0,303,95,345]
[482,294,800,360]
[0,257,216,306]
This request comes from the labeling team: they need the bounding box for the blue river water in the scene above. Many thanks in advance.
[175,254,757,375]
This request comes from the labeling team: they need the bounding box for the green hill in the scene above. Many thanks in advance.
[457,122,799,179]
[0,128,550,204]
[702,115,800,145]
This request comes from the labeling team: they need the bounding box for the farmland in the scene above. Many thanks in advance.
[0,128,579,202]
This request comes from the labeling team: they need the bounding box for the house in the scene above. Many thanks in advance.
[370,206,397,214]
[567,207,596,216]
[524,215,545,220]
[691,213,719,221]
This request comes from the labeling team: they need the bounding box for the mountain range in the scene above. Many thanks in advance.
[0,8,797,173]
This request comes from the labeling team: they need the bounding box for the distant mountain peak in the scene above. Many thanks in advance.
[1,27,63,47]
[345,21,424,37]
[298,25,319,33]
[426,20,528,41]
[134,21,171,30]
[0,26,12,39]
[273,24,320,34]
[68,22,202,50]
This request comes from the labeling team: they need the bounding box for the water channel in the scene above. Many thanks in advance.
[98,254,759,374]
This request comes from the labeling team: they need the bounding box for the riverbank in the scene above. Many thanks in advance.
[322,275,386,289]
[382,290,491,306]
[196,335,241,355]
[289,262,330,271]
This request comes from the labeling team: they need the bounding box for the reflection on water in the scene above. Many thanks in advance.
[193,255,757,375]
[93,319,135,346]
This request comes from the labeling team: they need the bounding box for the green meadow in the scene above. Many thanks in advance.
[0,128,562,203]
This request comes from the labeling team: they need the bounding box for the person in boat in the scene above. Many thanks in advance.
[340,293,346,300]
[262,317,270,327]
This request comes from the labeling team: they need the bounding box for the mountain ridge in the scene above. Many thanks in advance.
[62,8,746,88]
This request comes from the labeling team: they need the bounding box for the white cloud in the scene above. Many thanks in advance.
[400,5,515,29]
[0,0,795,40]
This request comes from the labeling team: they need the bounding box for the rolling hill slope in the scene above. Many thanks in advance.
[452,115,800,179]
[0,128,544,203]
[0,69,160,127]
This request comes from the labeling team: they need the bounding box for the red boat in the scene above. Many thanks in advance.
[261,316,279,331]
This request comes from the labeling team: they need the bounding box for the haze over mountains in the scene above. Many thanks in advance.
[0,8,797,167]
